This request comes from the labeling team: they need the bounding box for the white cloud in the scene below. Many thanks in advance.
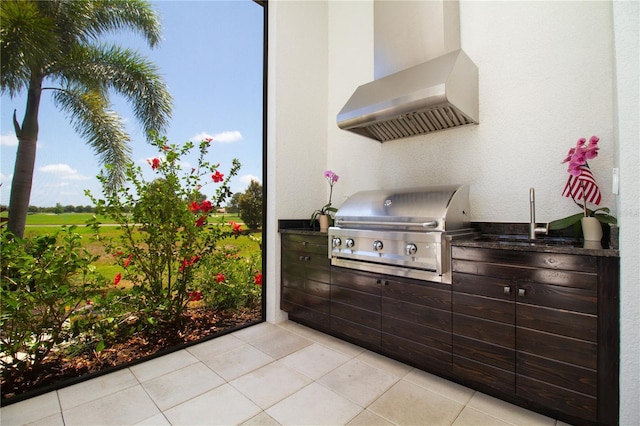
[0,133,18,147]
[239,174,261,186]
[190,130,243,144]
[38,164,92,181]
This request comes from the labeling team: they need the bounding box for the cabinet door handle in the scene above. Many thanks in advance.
[376,279,389,286]
[299,256,310,261]
[518,288,526,297]
[503,286,511,295]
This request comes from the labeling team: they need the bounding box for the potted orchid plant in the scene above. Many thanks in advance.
[549,136,616,240]
[310,170,339,232]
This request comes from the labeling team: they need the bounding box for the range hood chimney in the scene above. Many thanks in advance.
[337,1,479,142]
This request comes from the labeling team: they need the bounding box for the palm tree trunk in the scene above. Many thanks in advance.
[7,79,42,238]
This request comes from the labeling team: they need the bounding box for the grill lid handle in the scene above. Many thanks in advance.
[336,220,439,228]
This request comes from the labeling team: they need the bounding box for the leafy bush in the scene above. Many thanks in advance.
[196,240,262,311]
[0,227,106,375]
[87,134,241,329]
[238,179,263,230]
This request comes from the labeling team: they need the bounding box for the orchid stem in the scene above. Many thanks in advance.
[581,182,588,217]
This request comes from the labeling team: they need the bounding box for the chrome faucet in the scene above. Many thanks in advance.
[529,187,549,239]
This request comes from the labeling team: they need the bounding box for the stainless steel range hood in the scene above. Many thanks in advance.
[337,1,479,142]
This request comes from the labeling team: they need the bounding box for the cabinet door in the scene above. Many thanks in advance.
[330,268,381,349]
[515,274,598,422]
[452,270,516,394]
[381,277,452,375]
[281,233,331,331]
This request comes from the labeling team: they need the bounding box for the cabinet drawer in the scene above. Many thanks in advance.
[453,334,515,371]
[452,247,597,273]
[517,282,596,314]
[453,259,597,290]
[453,292,514,325]
[517,303,596,341]
[282,233,328,251]
[453,272,515,301]
[453,313,515,348]
[517,328,597,370]
[282,248,330,269]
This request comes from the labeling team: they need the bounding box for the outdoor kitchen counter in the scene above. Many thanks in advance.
[452,235,619,257]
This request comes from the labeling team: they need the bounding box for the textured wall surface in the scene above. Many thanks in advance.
[267,1,639,422]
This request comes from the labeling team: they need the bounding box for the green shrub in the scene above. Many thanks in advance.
[196,248,262,311]
[0,227,106,375]
[87,134,242,330]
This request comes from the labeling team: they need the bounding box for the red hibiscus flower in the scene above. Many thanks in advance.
[195,216,206,227]
[215,273,226,283]
[189,290,203,302]
[113,273,122,286]
[211,170,224,182]
[254,273,263,286]
[147,157,161,170]
[189,201,200,213]
[200,200,213,213]
[180,258,189,273]
[123,254,132,268]
[229,220,242,234]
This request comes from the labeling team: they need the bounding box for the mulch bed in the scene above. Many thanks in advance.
[1,306,262,404]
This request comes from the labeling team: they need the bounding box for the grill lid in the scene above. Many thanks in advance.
[334,184,470,232]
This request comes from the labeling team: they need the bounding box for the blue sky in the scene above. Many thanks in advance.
[0,0,264,207]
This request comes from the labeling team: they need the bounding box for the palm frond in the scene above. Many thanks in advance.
[0,0,55,96]
[56,0,162,48]
[52,88,132,191]
[55,44,172,136]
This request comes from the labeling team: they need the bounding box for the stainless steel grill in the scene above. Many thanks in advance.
[328,185,472,283]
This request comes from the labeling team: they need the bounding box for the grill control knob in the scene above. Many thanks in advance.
[405,243,418,256]
[373,240,384,251]
[332,237,342,248]
[345,238,355,248]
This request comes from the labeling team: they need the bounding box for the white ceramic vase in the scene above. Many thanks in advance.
[319,215,329,233]
[581,217,603,242]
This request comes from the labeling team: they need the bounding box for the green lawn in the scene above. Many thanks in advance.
[16,213,259,277]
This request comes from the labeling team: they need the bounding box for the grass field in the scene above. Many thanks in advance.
[9,212,243,226]
[12,213,260,278]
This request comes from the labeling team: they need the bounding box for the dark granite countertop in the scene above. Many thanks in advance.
[452,236,619,257]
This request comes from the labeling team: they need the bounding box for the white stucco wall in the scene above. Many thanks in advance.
[612,1,639,423]
[267,0,639,422]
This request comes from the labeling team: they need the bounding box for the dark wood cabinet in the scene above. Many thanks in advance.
[280,228,619,425]
[280,233,331,332]
[380,276,452,375]
[452,246,619,425]
[330,268,382,349]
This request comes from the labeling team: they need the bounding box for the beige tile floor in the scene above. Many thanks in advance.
[0,320,567,426]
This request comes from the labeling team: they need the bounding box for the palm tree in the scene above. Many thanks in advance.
[1,0,172,238]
